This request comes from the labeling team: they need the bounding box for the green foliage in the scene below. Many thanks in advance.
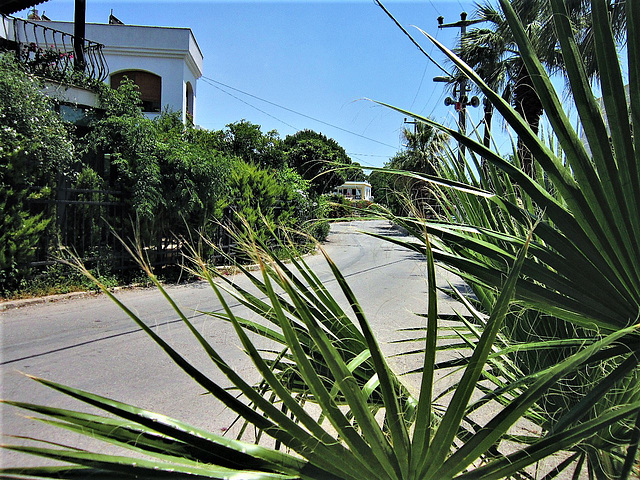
[4,3,640,476]
[217,119,286,169]
[369,121,448,216]
[324,193,351,219]
[284,130,361,195]
[0,54,73,294]
[0,53,75,187]
[0,158,50,296]
[222,161,301,243]
[5,222,640,479]
[84,97,232,246]
[307,218,330,242]
[370,0,640,476]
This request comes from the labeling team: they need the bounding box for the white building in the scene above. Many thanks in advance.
[36,20,203,123]
[334,181,373,201]
[1,11,203,124]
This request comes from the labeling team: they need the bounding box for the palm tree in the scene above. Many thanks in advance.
[396,120,449,175]
[454,0,627,175]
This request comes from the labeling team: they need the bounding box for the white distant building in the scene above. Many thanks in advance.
[334,181,373,201]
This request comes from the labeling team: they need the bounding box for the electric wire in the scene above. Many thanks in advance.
[201,76,398,150]
[426,0,442,17]
[373,0,453,77]
[207,81,299,131]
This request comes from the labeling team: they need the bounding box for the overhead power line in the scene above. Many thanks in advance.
[373,0,453,78]
[201,76,398,150]
[206,81,299,131]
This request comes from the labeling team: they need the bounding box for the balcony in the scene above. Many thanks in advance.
[2,16,108,87]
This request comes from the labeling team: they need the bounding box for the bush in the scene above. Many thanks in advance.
[0,54,74,294]
[307,219,330,242]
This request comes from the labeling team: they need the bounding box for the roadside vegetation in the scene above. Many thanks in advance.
[0,55,364,299]
[2,0,639,479]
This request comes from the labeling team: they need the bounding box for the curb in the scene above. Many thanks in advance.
[0,256,302,313]
[1,290,100,312]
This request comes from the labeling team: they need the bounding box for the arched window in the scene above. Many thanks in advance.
[185,81,194,122]
[111,70,162,113]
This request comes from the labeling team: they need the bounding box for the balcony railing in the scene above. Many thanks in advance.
[7,16,108,85]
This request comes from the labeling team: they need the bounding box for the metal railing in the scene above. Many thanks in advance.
[8,16,108,85]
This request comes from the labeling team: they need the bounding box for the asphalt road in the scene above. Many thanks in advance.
[0,220,467,468]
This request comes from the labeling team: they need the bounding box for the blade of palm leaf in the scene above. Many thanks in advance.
[455,401,640,480]
[23,376,310,473]
[275,264,402,480]
[0,446,295,479]
[629,0,640,196]
[319,246,411,476]
[500,0,640,294]
[0,466,124,479]
[247,230,361,330]
[201,312,287,345]
[363,164,496,198]
[18,416,275,475]
[206,269,377,480]
[493,199,636,308]
[409,226,439,477]
[273,253,378,364]
[424,223,632,320]
[549,0,639,258]
[538,452,582,480]
[551,352,640,434]
[372,100,621,291]
[250,234,341,313]
[209,253,369,361]
[589,0,639,223]
[337,350,375,399]
[421,30,640,298]
[199,265,347,376]
[323,351,378,413]
[620,411,640,480]
[114,275,357,472]
[3,403,243,467]
[435,324,639,478]
[507,0,637,259]
[419,230,532,479]
[431,249,625,330]
[51,272,323,460]
[258,260,395,480]
[417,32,581,201]
[424,223,610,308]
[202,265,382,401]
[222,293,372,473]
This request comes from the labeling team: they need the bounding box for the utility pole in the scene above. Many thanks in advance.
[435,12,483,166]
[73,0,86,72]
[403,117,417,136]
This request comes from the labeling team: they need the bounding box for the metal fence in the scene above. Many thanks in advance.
[26,189,237,272]
[7,16,108,84]
[27,187,129,269]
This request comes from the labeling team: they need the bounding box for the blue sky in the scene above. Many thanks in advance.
[16,1,491,169]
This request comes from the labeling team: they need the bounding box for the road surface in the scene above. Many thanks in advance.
[1,220,467,468]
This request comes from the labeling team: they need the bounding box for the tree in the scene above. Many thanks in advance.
[218,120,285,170]
[372,121,449,216]
[454,0,627,175]
[84,90,232,248]
[284,130,359,196]
[0,54,75,293]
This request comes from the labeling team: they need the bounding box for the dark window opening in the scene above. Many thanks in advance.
[185,81,194,122]
[111,70,162,113]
